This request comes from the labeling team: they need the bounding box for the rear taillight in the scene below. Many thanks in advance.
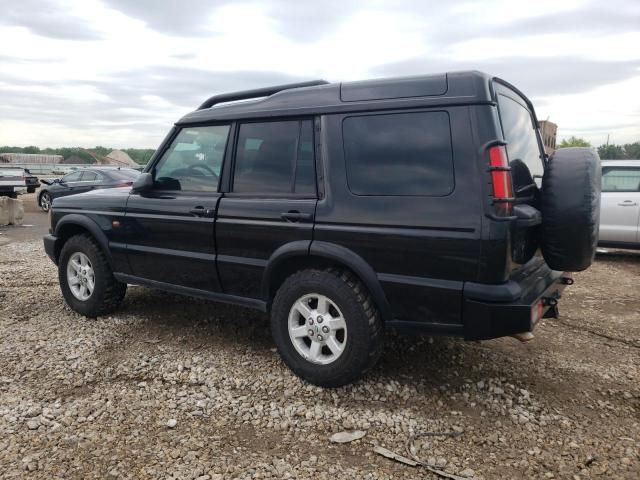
[116,181,133,187]
[531,299,544,325]
[488,145,514,216]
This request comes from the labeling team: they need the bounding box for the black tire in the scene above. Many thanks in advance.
[58,234,126,317]
[39,191,51,212]
[540,147,601,272]
[27,187,36,194]
[270,269,383,387]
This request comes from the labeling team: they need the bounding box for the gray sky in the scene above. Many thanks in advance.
[0,0,639,148]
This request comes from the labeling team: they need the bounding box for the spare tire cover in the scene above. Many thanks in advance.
[540,147,601,272]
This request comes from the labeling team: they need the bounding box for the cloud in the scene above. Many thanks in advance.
[87,66,315,108]
[102,0,224,37]
[0,0,103,40]
[0,67,314,147]
[489,0,640,37]
[372,56,640,98]
[262,0,361,42]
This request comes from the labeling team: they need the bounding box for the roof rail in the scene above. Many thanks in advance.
[197,79,329,110]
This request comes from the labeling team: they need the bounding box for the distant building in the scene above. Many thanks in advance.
[539,121,557,155]
[0,153,63,164]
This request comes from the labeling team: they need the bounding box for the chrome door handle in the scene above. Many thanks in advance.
[190,206,214,217]
[617,202,638,206]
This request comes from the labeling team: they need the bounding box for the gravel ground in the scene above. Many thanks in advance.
[0,206,638,478]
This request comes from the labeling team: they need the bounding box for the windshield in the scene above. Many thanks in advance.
[495,85,544,180]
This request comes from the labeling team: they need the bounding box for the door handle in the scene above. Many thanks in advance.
[617,202,638,206]
[190,206,213,217]
[281,211,313,222]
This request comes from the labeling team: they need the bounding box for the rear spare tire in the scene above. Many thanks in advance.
[540,147,601,272]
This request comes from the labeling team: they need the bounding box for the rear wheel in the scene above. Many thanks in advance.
[39,192,51,212]
[59,234,126,317]
[271,269,383,387]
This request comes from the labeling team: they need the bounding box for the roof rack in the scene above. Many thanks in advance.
[197,79,329,110]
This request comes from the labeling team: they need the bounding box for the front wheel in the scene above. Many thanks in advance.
[39,192,51,212]
[270,269,383,387]
[58,234,126,317]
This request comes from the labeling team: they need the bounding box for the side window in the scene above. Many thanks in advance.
[343,111,454,196]
[154,125,230,192]
[233,119,316,195]
[81,171,97,182]
[62,171,83,182]
[496,92,544,179]
[602,167,640,192]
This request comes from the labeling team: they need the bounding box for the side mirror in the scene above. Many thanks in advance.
[131,172,153,193]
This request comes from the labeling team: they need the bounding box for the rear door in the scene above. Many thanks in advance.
[216,119,317,297]
[599,166,640,244]
[124,125,230,292]
[74,171,98,195]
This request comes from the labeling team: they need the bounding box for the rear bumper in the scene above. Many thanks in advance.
[43,234,58,264]
[462,261,569,340]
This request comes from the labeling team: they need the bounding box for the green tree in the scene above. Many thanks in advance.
[124,148,155,165]
[93,146,111,156]
[598,144,625,160]
[558,136,591,148]
[623,142,640,159]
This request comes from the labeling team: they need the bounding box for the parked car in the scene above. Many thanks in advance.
[42,72,601,387]
[0,167,39,197]
[599,160,640,249]
[38,167,140,212]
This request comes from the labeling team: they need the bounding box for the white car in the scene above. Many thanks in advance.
[599,160,640,249]
[0,167,28,197]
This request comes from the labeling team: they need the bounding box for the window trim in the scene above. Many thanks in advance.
[149,123,232,195]
[341,109,456,197]
[601,166,640,193]
[227,117,318,199]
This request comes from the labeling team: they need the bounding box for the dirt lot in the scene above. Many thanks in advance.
[0,194,638,479]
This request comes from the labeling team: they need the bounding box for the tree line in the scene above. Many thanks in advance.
[0,146,155,165]
[558,137,640,160]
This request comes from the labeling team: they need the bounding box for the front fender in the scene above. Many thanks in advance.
[54,214,113,265]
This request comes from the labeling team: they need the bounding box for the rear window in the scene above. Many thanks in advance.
[602,167,640,192]
[0,169,23,177]
[109,169,140,180]
[496,90,544,179]
[342,111,454,196]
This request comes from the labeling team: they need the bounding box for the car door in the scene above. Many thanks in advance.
[124,124,231,292]
[56,171,84,198]
[75,171,99,195]
[599,166,640,245]
[216,119,317,297]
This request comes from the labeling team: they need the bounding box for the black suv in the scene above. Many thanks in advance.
[43,72,600,387]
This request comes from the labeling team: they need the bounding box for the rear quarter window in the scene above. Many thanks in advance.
[342,111,454,196]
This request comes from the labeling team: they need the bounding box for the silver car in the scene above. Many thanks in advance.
[599,160,640,249]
